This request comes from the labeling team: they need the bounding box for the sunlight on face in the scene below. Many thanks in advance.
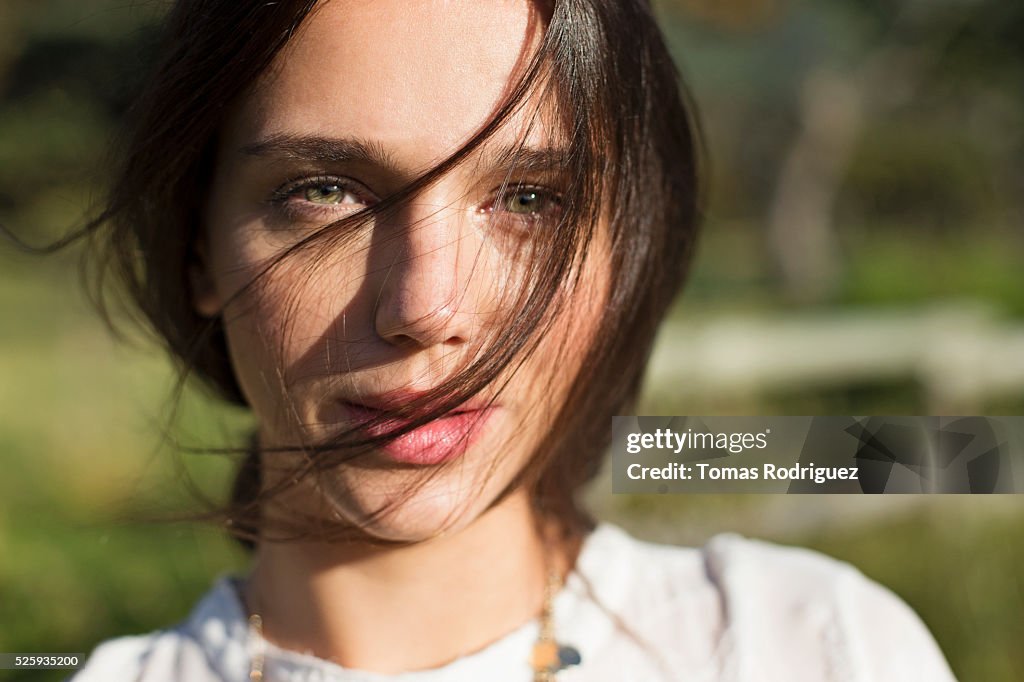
[197,0,610,541]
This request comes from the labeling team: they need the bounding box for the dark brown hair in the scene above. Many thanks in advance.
[82,0,702,548]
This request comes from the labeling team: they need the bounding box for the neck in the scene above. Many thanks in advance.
[242,490,573,673]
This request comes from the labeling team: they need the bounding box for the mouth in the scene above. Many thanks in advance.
[340,400,495,466]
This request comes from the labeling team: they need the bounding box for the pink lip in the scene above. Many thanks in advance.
[342,402,494,465]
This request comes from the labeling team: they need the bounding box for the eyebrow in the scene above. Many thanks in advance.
[241,133,399,170]
[240,133,569,176]
[485,144,570,175]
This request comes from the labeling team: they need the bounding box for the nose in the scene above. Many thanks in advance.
[373,195,485,350]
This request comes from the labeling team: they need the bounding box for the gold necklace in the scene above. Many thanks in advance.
[528,570,582,682]
[245,569,581,681]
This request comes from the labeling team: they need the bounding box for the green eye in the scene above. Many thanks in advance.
[303,184,358,205]
[499,187,560,216]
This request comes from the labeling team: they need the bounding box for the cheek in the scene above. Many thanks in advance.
[518,239,612,417]
[206,228,372,431]
[558,232,613,348]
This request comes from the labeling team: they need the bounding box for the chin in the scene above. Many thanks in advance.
[319,469,500,543]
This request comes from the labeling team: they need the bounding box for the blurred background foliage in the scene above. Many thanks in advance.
[0,0,1021,680]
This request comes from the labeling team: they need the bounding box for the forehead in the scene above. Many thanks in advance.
[225,0,555,169]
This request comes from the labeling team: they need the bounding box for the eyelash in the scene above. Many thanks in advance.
[267,175,563,224]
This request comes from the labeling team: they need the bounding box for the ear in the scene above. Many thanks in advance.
[189,239,222,318]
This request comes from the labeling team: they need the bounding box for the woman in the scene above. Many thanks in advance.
[70,0,956,680]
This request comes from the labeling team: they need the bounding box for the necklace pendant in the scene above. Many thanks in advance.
[557,645,582,667]
[531,639,582,679]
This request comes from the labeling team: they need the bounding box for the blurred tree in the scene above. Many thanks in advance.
[0,1,161,238]
[669,0,786,32]
[657,0,1024,304]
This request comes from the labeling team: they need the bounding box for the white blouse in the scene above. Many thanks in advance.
[69,523,957,681]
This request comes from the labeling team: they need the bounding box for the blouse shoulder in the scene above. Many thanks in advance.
[586,525,957,681]
[68,575,247,682]
[67,629,211,682]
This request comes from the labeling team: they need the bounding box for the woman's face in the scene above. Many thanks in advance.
[197,0,609,541]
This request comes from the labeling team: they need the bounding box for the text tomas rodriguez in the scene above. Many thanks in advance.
[626,462,860,484]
